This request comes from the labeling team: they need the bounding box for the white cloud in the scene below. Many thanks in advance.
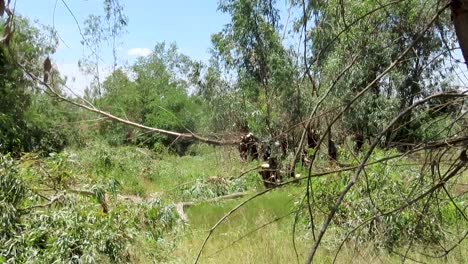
[127,48,152,57]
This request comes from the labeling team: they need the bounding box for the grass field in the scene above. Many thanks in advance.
[18,141,466,263]
[170,191,467,264]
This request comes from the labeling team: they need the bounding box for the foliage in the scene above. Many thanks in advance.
[181,177,250,201]
[302,0,458,143]
[307,148,467,252]
[0,152,179,263]
[0,155,27,243]
[98,43,203,154]
[0,45,31,154]
[0,17,71,156]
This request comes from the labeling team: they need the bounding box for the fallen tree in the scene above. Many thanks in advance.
[17,63,239,146]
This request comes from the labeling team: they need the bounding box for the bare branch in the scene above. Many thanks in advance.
[19,194,64,212]
[175,192,248,222]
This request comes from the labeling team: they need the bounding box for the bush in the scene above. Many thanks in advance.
[0,153,179,263]
[306,148,466,251]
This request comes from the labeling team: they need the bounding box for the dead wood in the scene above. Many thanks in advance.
[175,192,248,222]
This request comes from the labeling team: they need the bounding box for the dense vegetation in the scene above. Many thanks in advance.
[1,0,467,263]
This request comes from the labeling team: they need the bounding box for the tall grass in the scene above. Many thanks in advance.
[71,141,260,199]
[47,141,467,263]
[170,189,467,263]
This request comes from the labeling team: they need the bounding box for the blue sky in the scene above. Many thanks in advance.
[20,1,234,61]
[13,1,468,93]
[15,0,234,93]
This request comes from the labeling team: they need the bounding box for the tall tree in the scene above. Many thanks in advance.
[212,0,301,137]
[451,0,468,70]
[79,0,127,98]
[0,16,67,155]
[300,0,457,145]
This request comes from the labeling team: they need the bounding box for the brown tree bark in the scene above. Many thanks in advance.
[451,0,468,70]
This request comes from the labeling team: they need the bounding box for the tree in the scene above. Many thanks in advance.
[0,45,31,154]
[0,16,69,155]
[212,0,302,138]
[451,0,468,70]
[97,43,204,153]
[298,0,458,146]
[79,0,127,99]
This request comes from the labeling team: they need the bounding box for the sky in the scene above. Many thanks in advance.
[15,0,233,94]
[12,1,468,94]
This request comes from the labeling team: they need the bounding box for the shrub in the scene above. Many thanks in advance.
[0,154,179,263]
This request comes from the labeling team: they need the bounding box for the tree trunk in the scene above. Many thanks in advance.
[451,0,468,70]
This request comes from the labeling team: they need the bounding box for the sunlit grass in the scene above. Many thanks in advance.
[62,142,467,263]
[171,189,310,264]
[170,194,467,263]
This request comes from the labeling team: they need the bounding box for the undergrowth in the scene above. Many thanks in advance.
[1,141,467,263]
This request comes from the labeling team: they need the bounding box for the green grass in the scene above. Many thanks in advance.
[71,141,260,199]
[170,194,467,263]
[42,141,467,263]
[171,189,309,264]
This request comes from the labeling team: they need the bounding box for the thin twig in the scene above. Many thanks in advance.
[305,6,452,262]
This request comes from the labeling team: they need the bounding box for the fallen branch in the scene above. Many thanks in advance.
[175,192,248,222]
[305,6,457,263]
[19,194,64,212]
[17,63,238,146]
[228,165,262,180]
